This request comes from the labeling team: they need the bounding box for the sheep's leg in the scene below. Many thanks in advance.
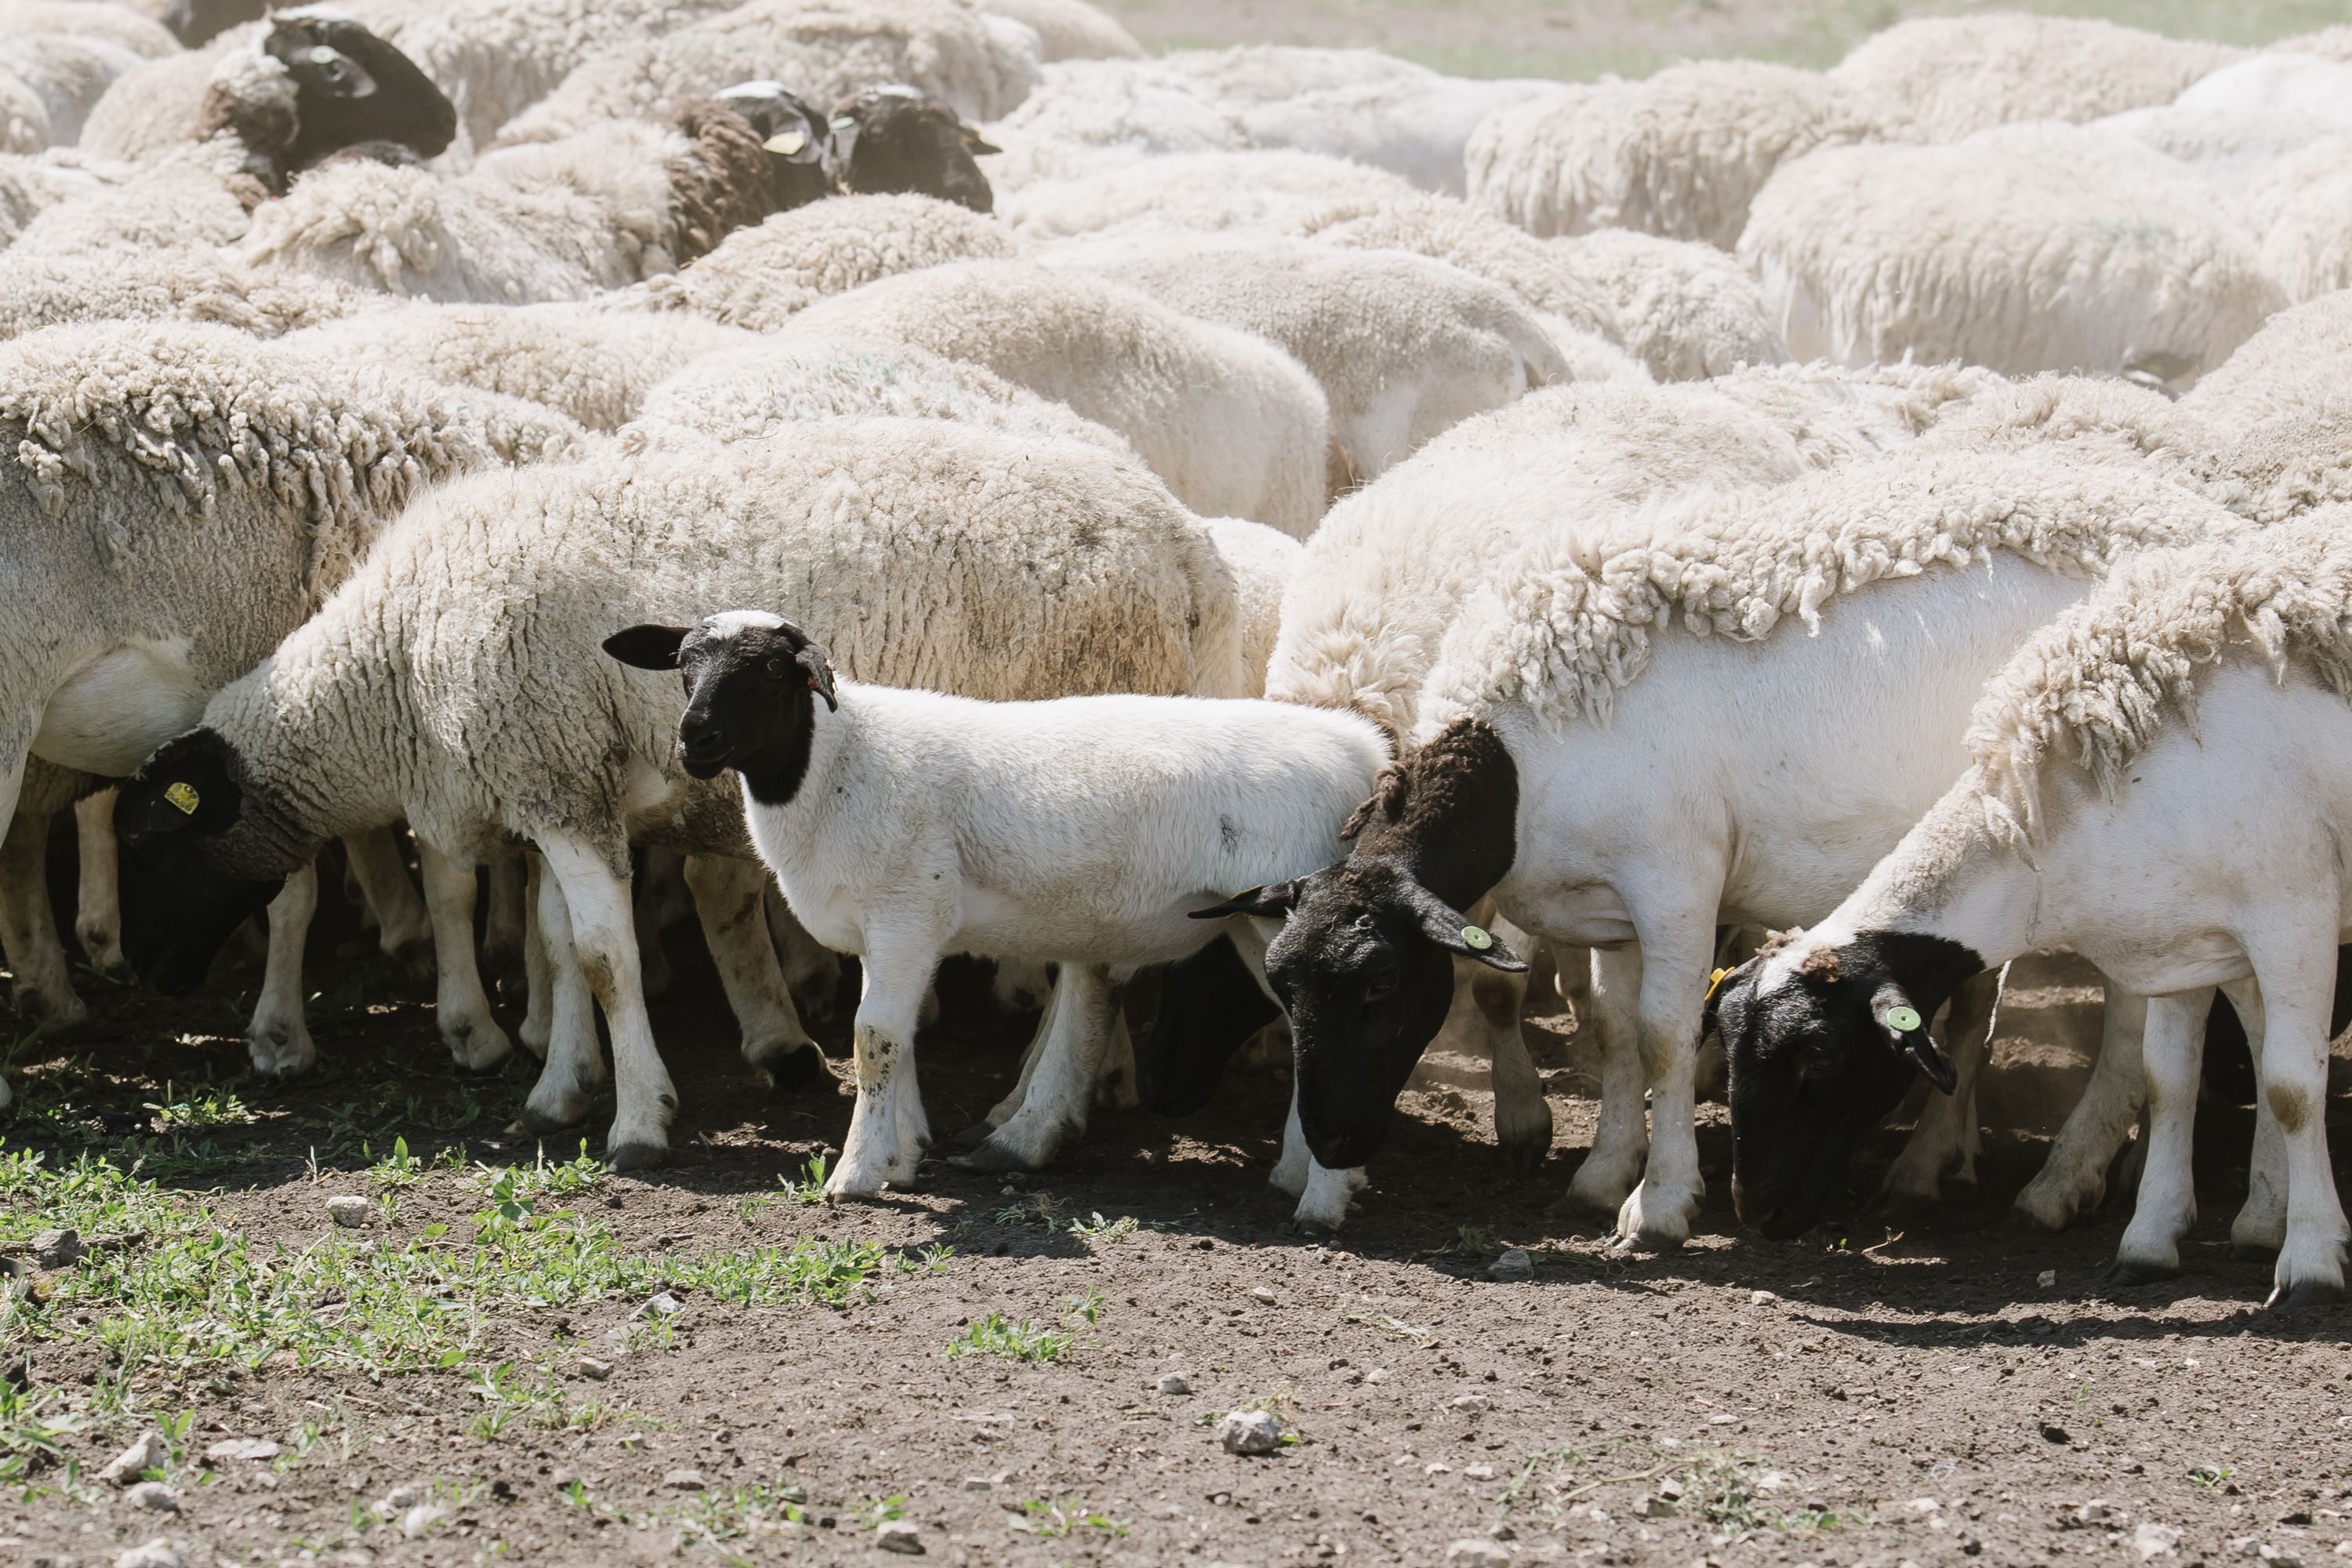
[482,858,528,1002]
[245,862,318,1078]
[343,826,433,978]
[416,838,510,1071]
[517,855,554,1062]
[514,854,608,1136]
[536,835,677,1171]
[1094,1010,1141,1109]
[2231,946,2352,1308]
[1875,968,2000,1221]
[0,798,85,1029]
[684,854,824,1091]
[1562,943,1648,1217]
[71,787,124,973]
[2107,989,2213,1287]
[1473,907,1552,1174]
[955,972,1062,1145]
[1613,902,1720,1251]
[632,850,673,1000]
[993,956,1050,1014]
[763,880,841,1025]
[964,962,1120,1172]
[2013,984,2148,1231]
[2224,980,2288,1259]
[826,926,942,1200]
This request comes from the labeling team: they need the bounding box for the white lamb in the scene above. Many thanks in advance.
[1828,14,2241,143]
[1715,511,2352,1308]
[109,418,1250,1169]
[1740,122,2282,389]
[782,258,1332,536]
[1465,60,1909,249]
[605,610,1387,1198]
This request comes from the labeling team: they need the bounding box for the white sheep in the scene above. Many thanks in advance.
[80,22,252,163]
[606,611,1387,1197]
[2179,290,2352,435]
[1740,122,2283,390]
[1716,511,2352,1308]
[1465,60,1908,249]
[2090,102,2335,202]
[2245,132,2352,306]
[997,147,1417,241]
[972,57,1247,190]
[0,2,171,152]
[1828,14,2241,143]
[782,258,1332,536]
[972,0,1140,63]
[109,417,1250,1169]
[488,0,1040,147]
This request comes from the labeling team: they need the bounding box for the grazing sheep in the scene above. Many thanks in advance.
[829,84,1000,211]
[998,147,1417,241]
[1465,61,1907,249]
[627,191,1018,330]
[1740,122,2282,388]
[784,259,1332,536]
[972,58,1247,190]
[109,419,1250,1169]
[605,612,1386,1195]
[1240,449,2238,1243]
[1047,235,1567,485]
[1828,14,2241,143]
[489,0,1040,147]
[2245,132,2352,305]
[1715,512,2352,1308]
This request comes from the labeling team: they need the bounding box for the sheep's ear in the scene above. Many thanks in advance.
[960,125,1000,155]
[1700,955,1760,1045]
[119,785,201,837]
[1404,882,1526,972]
[793,639,837,711]
[604,625,690,670]
[1874,980,1955,1094]
[1189,882,1299,920]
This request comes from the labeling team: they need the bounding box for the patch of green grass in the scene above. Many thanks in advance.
[1068,1211,1138,1243]
[465,1359,633,1439]
[670,1475,806,1545]
[739,1156,829,1221]
[1005,1494,1131,1537]
[2190,1462,2237,1489]
[853,1494,908,1530]
[145,1081,255,1133]
[367,1135,424,1190]
[1342,1308,1431,1340]
[0,1383,86,1486]
[944,1312,1074,1363]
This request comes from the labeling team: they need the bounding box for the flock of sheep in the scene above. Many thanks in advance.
[5,0,2352,1309]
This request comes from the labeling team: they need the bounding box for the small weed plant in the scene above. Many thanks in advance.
[1006,1494,1131,1537]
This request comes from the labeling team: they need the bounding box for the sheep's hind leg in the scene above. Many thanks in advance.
[482,857,528,1003]
[685,854,823,1091]
[1559,943,1646,1217]
[1875,968,1999,1223]
[2107,990,2212,1287]
[2228,943,2352,1308]
[343,826,434,979]
[0,796,86,1030]
[1612,907,1720,1251]
[827,927,942,1199]
[2013,983,2147,1231]
[516,855,554,1061]
[963,962,1120,1172]
[538,834,677,1171]
[72,787,124,973]
[417,838,510,1071]
[246,862,318,1078]
[1479,910,1552,1175]
[952,971,1061,1147]
[513,854,608,1140]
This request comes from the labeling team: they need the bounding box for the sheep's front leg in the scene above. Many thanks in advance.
[0,799,85,1029]
[71,787,124,973]
[2230,946,2352,1308]
[684,855,823,1091]
[964,962,1121,1172]
[2108,989,2212,1287]
[764,880,841,1024]
[537,835,677,1171]
[513,852,608,1138]
[416,839,510,1071]
[1478,912,1552,1174]
[246,862,318,1078]
[1095,1010,1142,1109]
[482,857,528,1001]
[828,927,942,1199]
[1562,943,1647,1216]
[1613,915,1718,1252]
[1875,968,2001,1221]
[1278,1080,1369,1232]
[2013,984,2147,1231]
[342,826,433,978]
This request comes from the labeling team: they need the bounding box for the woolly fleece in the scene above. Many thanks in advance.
[999,148,1417,241]
[2178,291,2352,435]
[0,243,366,343]
[974,0,1141,62]
[2247,132,2352,305]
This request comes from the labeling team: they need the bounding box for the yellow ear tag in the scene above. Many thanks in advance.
[1461,924,1494,951]
[1886,1005,1922,1033]
[165,782,200,815]
[1706,966,1732,999]
[1223,885,1262,903]
[763,130,807,154]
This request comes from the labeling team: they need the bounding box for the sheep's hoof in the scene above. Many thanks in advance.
[953,1136,1044,1176]
[2230,1237,2282,1263]
[2100,1258,2177,1290]
[1496,1134,1549,1178]
[1290,1214,1344,1240]
[750,1042,828,1094]
[949,1120,997,1151]
[606,1140,670,1174]
[390,939,434,982]
[2265,1276,2347,1312]
[2005,1203,2068,1236]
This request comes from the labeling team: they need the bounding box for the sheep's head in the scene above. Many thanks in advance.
[831,86,998,213]
[716,80,838,215]
[199,9,454,187]
[604,612,837,806]
[1715,931,1979,1240]
[114,730,315,996]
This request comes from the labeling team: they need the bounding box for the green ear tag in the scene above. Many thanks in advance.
[1886,1005,1922,1033]
[1461,925,1494,951]
[165,782,200,816]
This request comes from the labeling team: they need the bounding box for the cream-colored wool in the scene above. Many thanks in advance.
[784,259,1330,538]
[1911,374,2223,488]
[1740,122,2283,387]
[0,71,45,156]
[2092,101,2334,201]
[621,330,1132,455]
[1420,450,2240,738]
[0,150,118,246]
[193,417,1248,877]
[1965,509,2352,829]
[2209,401,2352,527]
[287,302,757,432]
[0,2,176,57]
[9,136,251,256]
[1297,195,1613,342]
[492,0,1040,147]
[243,119,702,304]
[1047,234,1566,484]
[998,148,1417,241]
[1706,360,1998,472]
[3,30,148,151]
[633,193,1019,332]
[2273,25,2352,60]
[1828,14,2241,143]
[2178,291,2352,435]
[1265,378,1813,732]
[2171,51,2352,131]
[1200,515,1300,697]
[1536,317,1650,383]
[974,58,1248,191]
[80,24,255,163]
[2247,133,2352,305]
[1466,61,1908,249]
[0,242,365,342]
[1554,227,1786,381]
[974,0,1141,62]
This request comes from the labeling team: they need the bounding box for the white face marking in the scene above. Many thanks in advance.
[700,610,787,642]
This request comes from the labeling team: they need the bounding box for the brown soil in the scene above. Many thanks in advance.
[4,850,2350,1568]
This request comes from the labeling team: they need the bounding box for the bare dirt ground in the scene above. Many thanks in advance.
[2,837,2349,1568]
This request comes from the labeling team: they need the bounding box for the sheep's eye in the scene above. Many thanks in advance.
[764,659,789,681]
[1365,971,1397,1001]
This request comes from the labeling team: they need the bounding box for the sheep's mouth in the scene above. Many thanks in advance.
[676,737,738,779]
[1732,1174,1820,1240]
